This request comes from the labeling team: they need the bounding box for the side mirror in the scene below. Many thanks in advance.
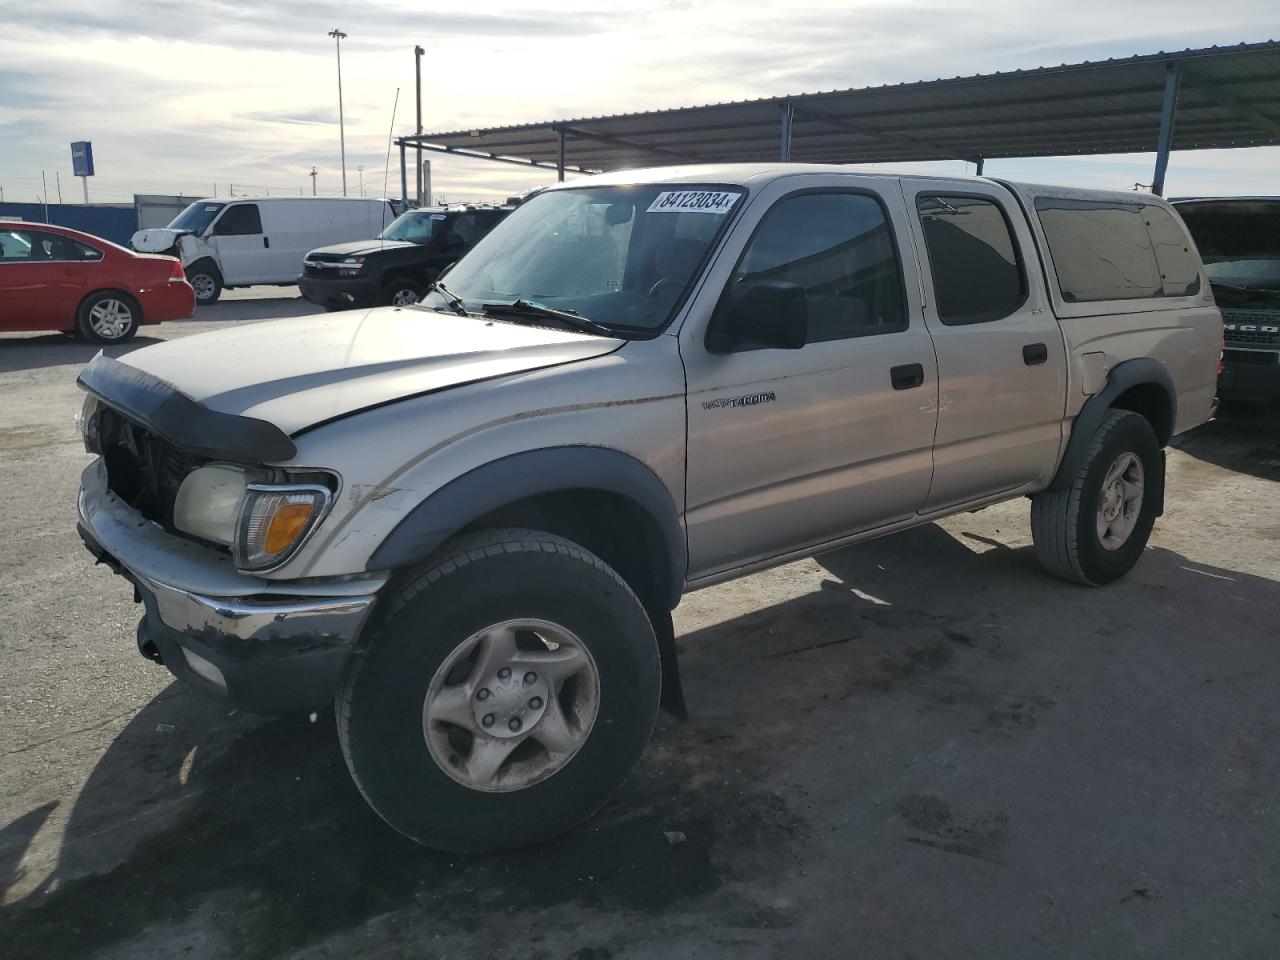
[707,281,807,353]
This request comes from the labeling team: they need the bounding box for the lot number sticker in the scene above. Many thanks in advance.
[647,190,739,215]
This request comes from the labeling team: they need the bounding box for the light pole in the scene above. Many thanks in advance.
[329,28,348,196]
[414,45,424,206]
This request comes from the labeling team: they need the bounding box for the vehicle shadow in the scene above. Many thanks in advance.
[0,334,164,375]
[1,528,1277,959]
[1173,401,1280,482]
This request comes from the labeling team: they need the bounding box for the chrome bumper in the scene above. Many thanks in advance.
[78,459,384,710]
[147,580,375,646]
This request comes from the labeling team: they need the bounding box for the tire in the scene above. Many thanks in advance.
[76,291,140,344]
[1031,410,1161,585]
[383,278,425,307]
[187,261,222,304]
[337,528,661,852]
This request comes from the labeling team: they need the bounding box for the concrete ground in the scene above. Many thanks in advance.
[1,292,1278,959]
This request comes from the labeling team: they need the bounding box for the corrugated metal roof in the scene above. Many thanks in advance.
[404,41,1280,172]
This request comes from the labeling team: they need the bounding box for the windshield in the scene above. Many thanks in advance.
[380,211,446,244]
[168,201,225,235]
[423,184,745,332]
[1178,200,1280,309]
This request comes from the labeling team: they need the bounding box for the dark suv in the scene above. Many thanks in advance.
[1174,197,1280,401]
[298,205,510,310]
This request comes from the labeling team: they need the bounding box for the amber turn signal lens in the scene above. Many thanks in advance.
[236,485,331,570]
[265,502,316,554]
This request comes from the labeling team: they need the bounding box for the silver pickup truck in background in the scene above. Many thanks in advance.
[76,165,1221,852]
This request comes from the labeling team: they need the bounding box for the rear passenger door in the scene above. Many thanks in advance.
[682,182,939,579]
[901,180,1067,510]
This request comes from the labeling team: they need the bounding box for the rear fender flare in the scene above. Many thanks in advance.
[1049,357,1175,492]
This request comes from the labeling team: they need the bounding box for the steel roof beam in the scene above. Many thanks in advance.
[415,73,1274,145]
[394,140,598,175]
[1183,69,1280,138]
[552,124,708,164]
[790,103,979,164]
[430,93,1279,163]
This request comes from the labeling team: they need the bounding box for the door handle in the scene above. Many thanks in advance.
[890,362,925,390]
[1023,342,1049,365]
[262,236,270,248]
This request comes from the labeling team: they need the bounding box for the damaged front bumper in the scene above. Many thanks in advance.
[78,460,384,712]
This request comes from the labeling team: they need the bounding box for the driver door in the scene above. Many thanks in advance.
[210,203,269,285]
[680,179,939,580]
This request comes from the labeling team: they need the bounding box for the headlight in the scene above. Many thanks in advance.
[78,395,101,454]
[337,256,365,279]
[173,464,250,545]
[236,483,331,571]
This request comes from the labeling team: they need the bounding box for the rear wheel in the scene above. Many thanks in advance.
[337,528,661,852]
[383,278,425,307]
[1031,410,1161,585]
[187,261,222,305]
[76,292,140,344]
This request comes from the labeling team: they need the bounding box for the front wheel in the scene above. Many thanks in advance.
[76,292,140,344]
[383,278,425,307]
[1031,410,1161,585]
[187,262,222,305]
[337,528,661,852]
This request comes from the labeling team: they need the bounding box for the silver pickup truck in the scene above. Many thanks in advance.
[76,165,1220,851]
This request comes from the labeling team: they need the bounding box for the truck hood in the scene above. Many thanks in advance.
[307,239,417,258]
[131,227,190,252]
[114,307,623,436]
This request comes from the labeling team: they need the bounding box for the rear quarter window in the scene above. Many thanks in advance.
[1035,199,1161,302]
[1034,198,1200,303]
[1142,204,1201,297]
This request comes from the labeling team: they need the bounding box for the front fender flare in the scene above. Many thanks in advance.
[365,446,686,607]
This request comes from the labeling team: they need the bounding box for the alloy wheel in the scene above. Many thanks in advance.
[422,619,600,793]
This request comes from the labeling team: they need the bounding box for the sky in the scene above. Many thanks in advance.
[0,0,1276,206]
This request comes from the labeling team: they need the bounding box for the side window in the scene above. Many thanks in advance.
[0,229,74,261]
[69,239,104,261]
[1035,199,1163,302]
[726,192,906,343]
[447,214,478,246]
[916,195,1026,324]
[1142,204,1201,297]
[212,204,263,236]
[0,230,35,261]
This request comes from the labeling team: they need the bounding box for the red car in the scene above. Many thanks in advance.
[0,221,195,344]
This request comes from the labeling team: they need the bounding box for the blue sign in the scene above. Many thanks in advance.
[71,141,95,177]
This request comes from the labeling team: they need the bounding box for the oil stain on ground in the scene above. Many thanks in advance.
[894,793,1009,866]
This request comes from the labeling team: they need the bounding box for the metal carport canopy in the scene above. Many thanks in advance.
[401,40,1280,195]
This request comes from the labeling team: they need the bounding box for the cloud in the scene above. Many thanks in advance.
[1,1,630,51]
[1,0,1276,203]
[244,108,338,127]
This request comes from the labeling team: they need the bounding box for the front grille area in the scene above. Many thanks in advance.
[1224,349,1278,366]
[100,408,206,530]
[303,254,346,279]
[1222,309,1280,349]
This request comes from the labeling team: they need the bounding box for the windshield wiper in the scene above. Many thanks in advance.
[479,299,616,337]
[425,280,469,317]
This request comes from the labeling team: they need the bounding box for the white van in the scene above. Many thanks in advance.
[131,197,394,304]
